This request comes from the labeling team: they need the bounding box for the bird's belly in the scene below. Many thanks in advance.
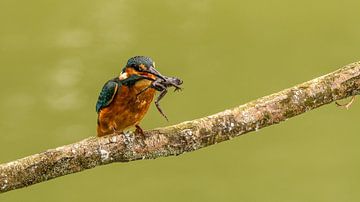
[97,83,155,136]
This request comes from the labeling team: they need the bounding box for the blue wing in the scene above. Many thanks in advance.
[96,79,120,113]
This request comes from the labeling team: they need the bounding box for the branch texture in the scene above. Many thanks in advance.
[1,62,360,193]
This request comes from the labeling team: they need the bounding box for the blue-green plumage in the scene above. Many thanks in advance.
[95,75,152,113]
[96,79,120,113]
[122,56,154,73]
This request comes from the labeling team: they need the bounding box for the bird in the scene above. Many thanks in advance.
[95,56,165,137]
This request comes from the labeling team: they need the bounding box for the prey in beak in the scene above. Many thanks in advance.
[137,75,183,121]
[122,56,184,121]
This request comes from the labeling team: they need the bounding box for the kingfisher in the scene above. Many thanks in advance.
[95,56,165,137]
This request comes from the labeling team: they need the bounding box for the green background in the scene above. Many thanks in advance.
[1,0,360,201]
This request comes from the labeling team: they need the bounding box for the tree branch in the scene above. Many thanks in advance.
[1,62,360,194]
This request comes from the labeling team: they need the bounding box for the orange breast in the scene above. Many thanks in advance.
[97,80,156,136]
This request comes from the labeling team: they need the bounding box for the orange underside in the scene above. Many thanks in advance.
[97,80,156,137]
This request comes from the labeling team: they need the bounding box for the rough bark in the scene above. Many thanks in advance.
[1,62,360,194]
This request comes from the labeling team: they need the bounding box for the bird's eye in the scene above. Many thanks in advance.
[132,65,141,72]
[137,64,147,71]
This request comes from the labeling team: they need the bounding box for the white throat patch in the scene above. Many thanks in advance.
[119,72,128,80]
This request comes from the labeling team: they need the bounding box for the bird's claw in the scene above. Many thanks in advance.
[135,125,147,139]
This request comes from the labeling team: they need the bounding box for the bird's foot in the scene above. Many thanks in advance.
[111,124,123,135]
[135,125,147,139]
[335,96,356,110]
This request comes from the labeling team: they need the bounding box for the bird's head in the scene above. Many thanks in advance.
[120,56,164,80]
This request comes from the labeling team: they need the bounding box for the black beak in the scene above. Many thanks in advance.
[145,66,165,80]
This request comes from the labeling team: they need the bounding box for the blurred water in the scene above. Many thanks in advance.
[0,0,360,201]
